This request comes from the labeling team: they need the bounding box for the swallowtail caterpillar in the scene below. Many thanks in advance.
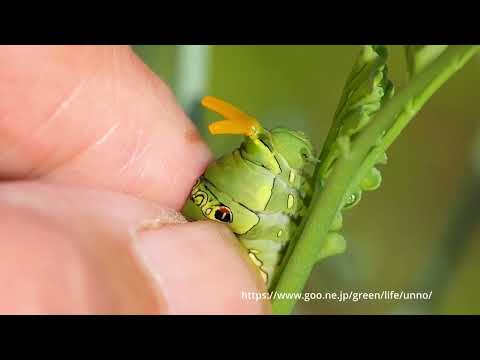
[182,96,322,289]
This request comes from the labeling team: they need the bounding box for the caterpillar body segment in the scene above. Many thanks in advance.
[182,97,316,288]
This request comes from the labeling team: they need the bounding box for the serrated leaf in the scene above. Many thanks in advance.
[314,45,394,254]
[318,45,394,181]
[335,45,393,137]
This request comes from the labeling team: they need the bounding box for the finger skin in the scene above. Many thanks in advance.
[0,45,212,209]
[0,182,270,314]
[0,46,270,314]
[136,221,271,315]
[0,181,167,314]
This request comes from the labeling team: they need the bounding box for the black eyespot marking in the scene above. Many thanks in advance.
[214,206,233,223]
[301,148,309,159]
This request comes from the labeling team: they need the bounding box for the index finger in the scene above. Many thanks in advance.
[0,45,212,209]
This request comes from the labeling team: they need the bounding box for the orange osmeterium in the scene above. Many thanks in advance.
[201,96,262,137]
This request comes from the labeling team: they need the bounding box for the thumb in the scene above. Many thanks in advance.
[0,181,270,314]
[134,221,271,315]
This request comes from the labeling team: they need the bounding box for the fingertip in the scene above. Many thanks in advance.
[134,220,271,314]
[0,45,213,209]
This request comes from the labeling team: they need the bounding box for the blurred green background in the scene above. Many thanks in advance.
[134,45,480,315]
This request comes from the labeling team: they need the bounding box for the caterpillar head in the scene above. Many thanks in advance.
[201,95,318,171]
[270,128,316,170]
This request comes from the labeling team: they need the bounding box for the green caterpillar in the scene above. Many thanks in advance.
[182,96,321,288]
[182,47,394,290]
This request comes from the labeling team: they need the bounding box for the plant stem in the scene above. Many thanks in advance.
[405,45,448,78]
[272,45,479,315]
[173,45,210,123]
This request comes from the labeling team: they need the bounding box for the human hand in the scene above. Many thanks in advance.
[0,45,270,314]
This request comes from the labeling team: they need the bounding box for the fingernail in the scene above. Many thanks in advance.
[130,212,187,314]
[132,220,271,314]
[136,209,188,231]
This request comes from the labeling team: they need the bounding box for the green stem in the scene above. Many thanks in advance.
[353,45,478,196]
[272,45,479,315]
[405,45,448,78]
[174,45,210,123]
